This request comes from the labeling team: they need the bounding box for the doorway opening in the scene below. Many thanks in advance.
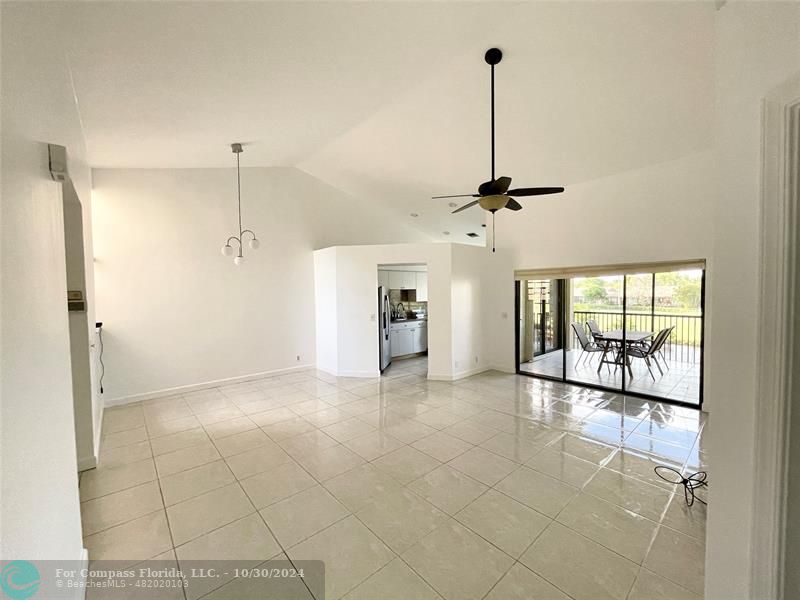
[378,264,429,379]
[61,175,97,471]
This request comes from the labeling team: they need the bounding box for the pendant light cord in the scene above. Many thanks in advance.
[492,212,496,253]
[236,151,242,237]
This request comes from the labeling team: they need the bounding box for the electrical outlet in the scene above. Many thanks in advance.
[296,355,301,362]
[475,356,479,364]
[455,360,460,369]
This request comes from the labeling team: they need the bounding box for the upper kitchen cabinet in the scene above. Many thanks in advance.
[415,272,428,301]
[388,271,416,290]
[378,270,390,289]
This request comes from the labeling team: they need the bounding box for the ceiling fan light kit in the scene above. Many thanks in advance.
[432,47,566,252]
[220,143,259,265]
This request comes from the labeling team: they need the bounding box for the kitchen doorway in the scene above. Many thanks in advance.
[378,264,429,379]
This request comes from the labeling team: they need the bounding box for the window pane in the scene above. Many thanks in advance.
[567,275,624,393]
[623,269,702,405]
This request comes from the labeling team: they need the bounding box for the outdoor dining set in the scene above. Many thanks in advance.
[571,319,674,380]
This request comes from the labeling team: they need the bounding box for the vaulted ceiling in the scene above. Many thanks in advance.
[60,1,715,241]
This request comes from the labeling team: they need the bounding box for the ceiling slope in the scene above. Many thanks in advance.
[57,1,714,241]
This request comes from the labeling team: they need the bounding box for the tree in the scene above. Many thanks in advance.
[582,278,608,303]
[674,277,701,308]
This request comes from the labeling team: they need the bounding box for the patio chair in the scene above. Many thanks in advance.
[571,322,605,368]
[639,325,674,370]
[628,327,672,381]
[586,319,604,342]
[657,326,675,367]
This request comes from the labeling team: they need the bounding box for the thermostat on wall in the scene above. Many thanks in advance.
[67,290,85,312]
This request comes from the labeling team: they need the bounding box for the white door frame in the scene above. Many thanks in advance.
[751,73,800,600]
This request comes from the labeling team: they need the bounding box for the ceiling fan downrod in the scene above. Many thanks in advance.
[485,47,502,182]
[430,46,566,247]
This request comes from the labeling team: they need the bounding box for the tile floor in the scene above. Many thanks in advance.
[520,348,701,405]
[83,356,708,600]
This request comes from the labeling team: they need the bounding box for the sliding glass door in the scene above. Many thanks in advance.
[516,266,704,407]
[518,279,564,380]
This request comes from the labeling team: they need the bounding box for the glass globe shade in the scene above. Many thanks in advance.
[249,238,260,250]
[221,244,234,257]
[234,255,244,266]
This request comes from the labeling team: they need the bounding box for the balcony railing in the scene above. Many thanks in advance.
[573,310,702,364]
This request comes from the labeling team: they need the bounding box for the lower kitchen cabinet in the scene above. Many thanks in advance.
[390,322,428,357]
[390,329,413,357]
[410,325,427,353]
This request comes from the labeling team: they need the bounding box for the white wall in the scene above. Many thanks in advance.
[492,151,715,270]
[314,247,339,375]
[450,244,491,378]
[316,243,453,378]
[92,167,429,402]
[314,242,509,380]
[481,247,517,373]
[705,4,800,599]
[0,3,95,560]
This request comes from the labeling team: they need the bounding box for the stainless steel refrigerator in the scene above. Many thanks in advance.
[378,286,392,371]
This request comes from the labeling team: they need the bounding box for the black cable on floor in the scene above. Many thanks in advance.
[654,465,707,506]
[96,322,105,394]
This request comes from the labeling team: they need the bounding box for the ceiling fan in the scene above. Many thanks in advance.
[433,47,565,251]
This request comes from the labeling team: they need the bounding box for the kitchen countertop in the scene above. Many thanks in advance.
[391,316,427,323]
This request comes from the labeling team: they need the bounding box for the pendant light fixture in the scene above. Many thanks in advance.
[220,143,259,265]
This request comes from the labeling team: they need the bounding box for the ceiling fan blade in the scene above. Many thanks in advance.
[505,198,523,211]
[478,177,512,196]
[494,176,512,193]
[432,194,480,199]
[506,187,565,197]
[452,200,479,214]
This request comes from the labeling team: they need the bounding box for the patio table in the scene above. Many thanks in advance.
[595,330,654,377]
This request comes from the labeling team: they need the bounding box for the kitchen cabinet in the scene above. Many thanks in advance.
[378,270,390,289]
[411,323,428,353]
[390,328,413,357]
[388,270,416,290]
[415,272,428,301]
[390,321,427,356]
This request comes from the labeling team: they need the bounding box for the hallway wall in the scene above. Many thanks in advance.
[705,3,800,598]
[1,3,95,561]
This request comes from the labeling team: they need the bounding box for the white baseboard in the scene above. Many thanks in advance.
[488,364,516,374]
[315,365,338,377]
[315,364,380,378]
[75,548,89,600]
[426,373,452,381]
[77,454,97,472]
[428,366,490,381]
[337,369,380,378]
[103,364,314,407]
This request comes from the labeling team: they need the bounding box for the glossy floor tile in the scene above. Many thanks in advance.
[402,520,514,600]
[84,356,707,599]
